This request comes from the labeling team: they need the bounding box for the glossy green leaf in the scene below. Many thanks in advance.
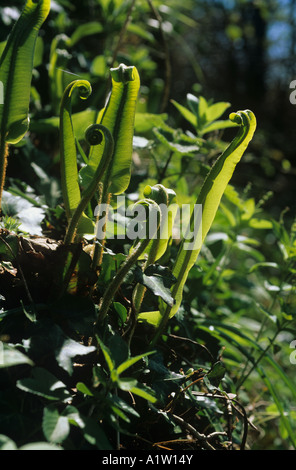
[0,342,34,368]
[42,405,70,444]
[17,367,71,402]
[135,265,176,307]
[0,0,50,144]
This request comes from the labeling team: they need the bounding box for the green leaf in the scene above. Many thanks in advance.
[0,0,50,144]
[117,376,138,391]
[249,262,279,273]
[2,190,45,235]
[0,435,18,450]
[16,367,71,402]
[113,302,128,326]
[170,99,197,128]
[153,127,200,154]
[135,265,176,307]
[200,119,239,135]
[76,382,94,396]
[117,350,155,376]
[19,442,63,450]
[42,405,70,444]
[0,342,34,368]
[204,361,226,389]
[55,337,96,376]
[96,337,115,373]
[129,384,157,403]
[206,101,231,122]
[134,112,168,133]
[78,415,113,450]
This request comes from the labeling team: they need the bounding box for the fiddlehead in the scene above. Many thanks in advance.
[60,79,92,224]
[132,184,177,314]
[97,199,162,323]
[64,124,114,245]
[150,110,257,345]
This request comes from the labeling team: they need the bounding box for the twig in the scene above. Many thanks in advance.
[191,391,250,450]
[167,333,215,362]
[170,413,226,450]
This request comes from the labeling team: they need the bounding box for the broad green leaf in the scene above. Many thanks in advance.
[138,310,163,325]
[2,190,45,235]
[149,110,257,335]
[116,377,137,391]
[134,265,176,307]
[19,442,63,450]
[248,218,273,229]
[80,63,140,195]
[0,435,18,450]
[153,127,200,154]
[42,405,70,444]
[197,95,208,129]
[0,342,34,368]
[17,367,71,402]
[55,337,96,376]
[0,0,50,144]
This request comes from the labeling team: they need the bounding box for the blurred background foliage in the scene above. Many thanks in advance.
[0,0,295,450]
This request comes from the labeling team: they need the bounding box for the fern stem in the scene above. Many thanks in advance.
[97,237,151,322]
[0,139,8,210]
[64,125,114,245]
